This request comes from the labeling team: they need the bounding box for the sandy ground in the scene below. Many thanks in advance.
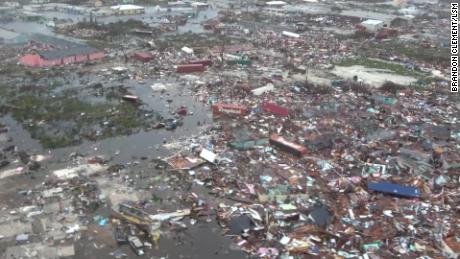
[332,65,418,88]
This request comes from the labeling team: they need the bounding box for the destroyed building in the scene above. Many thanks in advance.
[20,34,104,67]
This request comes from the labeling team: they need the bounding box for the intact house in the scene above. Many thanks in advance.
[20,34,104,67]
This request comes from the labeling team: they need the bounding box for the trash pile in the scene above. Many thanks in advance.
[153,85,460,258]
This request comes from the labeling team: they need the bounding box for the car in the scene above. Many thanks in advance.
[114,225,128,244]
[128,236,144,256]
[164,118,178,130]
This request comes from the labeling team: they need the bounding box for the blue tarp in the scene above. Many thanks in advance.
[367,182,421,198]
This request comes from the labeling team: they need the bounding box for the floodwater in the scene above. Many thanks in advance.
[0,69,246,259]
[73,211,247,259]
[0,3,245,258]
[0,6,218,41]
[2,64,259,258]
[57,78,213,163]
[1,75,213,162]
[2,21,55,35]
[0,78,247,258]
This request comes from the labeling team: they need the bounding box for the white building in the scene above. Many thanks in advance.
[190,2,209,8]
[282,31,300,38]
[31,0,51,3]
[361,19,386,32]
[265,1,287,7]
[110,4,145,15]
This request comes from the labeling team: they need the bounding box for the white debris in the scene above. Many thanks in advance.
[53,164,107,180]
[199,149,217,164]
[252,83,275,96]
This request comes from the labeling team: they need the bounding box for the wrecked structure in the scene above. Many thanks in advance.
[20,34,104,67]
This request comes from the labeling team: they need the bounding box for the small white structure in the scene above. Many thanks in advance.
[265,1,287,6]
[110,4,145,15]
[181,46,194,54]
[282,31,300,38]
[399,6,418,16]
[393,0,407,7]
[200,149,217,164]
[361,19,385,32]
[190,2,209,8]
[252,83,275,96]
[31,0,51,3]
[168,1,186,6]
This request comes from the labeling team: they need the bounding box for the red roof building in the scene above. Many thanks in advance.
[20,51,105,67]
[19,34,105,67]
[261,102,289,117]
[132,52,154,62]
[176,64,205,73]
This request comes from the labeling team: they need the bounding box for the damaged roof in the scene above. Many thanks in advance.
[37,45,101,60]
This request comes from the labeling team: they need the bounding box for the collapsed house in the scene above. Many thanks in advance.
[19,34,104,67]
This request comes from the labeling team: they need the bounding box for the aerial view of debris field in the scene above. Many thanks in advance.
[0,0,458,258]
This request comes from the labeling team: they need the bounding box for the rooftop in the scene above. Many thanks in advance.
[30,34,82,49]
[37,45,100,60]
[29,34,101,60]
[110,4,145,11]
[265,1,287,6]
[361,19,384,25]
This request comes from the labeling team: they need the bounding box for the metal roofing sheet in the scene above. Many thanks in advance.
[367,182,421,198]
[37,45,100,60]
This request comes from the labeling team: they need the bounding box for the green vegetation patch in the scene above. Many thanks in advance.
[8,91,154,149]
[365,41,450,66]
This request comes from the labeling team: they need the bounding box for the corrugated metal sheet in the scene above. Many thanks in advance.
[189,59,212,66]
[30,34,81,48]
[270,134,306,156]
[89,52,105,60]
[176,64,205,73]
[212,103,248,117]
[262,102,289,117]
[38,46,100,60]
[133,52,153,62]
[23,34,104,67]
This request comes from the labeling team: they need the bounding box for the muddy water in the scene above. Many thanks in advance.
[2,21,55,35]
[0,4,248,258]
[74,220,246,259]
[1,6,218,39]
[0,77,248,258]
[49,77,212,162]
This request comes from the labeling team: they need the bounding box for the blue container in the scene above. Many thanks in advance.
[367,182,421,198]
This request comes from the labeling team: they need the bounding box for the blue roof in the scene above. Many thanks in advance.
[368,182,421,198]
